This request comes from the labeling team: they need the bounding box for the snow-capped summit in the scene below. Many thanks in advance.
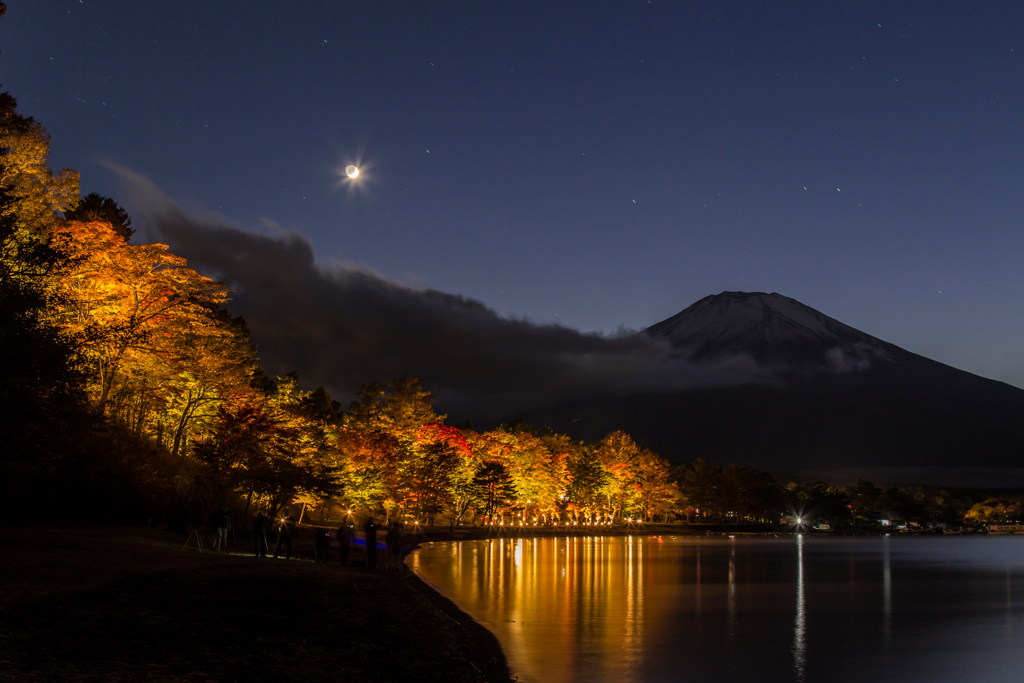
[644,291,890,368]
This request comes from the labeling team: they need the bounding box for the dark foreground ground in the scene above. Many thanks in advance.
[0,525,514,682]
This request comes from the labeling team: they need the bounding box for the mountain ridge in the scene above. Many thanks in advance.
[511,291,1024,484]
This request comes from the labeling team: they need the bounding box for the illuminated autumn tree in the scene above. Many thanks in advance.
[345,375,443,439]
[340,376,443,520]
[0,90,87,462]
[194,389,341,519]
[407,423,473,524]
[0,97,79,232]
[159,311,257,457]
[488,425,567,525]
[193,402,280,503]
[336,425,400,515]
[565,444,609,524]
[630,447,680,522]
[443,430,484,525]
[54,220,231,419]
[266,375,345,511]
[964,497,1023,525]
[593,431,642,522]
[534,431,577,523]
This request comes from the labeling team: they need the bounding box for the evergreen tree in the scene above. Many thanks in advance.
[64,192,133,241]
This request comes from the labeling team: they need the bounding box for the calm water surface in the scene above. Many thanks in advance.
[409,534,1024,683]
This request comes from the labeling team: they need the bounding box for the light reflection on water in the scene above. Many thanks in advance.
[792,534,805,682]
[409,535,1024,683]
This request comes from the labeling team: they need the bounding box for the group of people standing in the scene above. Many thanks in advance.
[360,519,406,570]
[249,512,299,559]
[244,512,405,570]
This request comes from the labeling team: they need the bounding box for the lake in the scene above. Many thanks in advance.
[408,534,1024,683]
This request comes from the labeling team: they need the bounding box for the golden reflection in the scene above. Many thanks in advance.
[412,536,658,682]
[408,536,1024,683]
[695,545,702,614]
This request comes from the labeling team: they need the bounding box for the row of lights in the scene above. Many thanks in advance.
[483,519,643,526]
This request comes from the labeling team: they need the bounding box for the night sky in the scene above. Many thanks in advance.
[4,1,1024,411]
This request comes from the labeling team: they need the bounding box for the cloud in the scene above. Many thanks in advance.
[113,166,771,421]
[824,343,888,374]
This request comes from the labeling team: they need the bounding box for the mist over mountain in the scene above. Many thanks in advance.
[509,292,1024,486]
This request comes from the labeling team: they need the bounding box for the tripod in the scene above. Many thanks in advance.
[182,528,204,552]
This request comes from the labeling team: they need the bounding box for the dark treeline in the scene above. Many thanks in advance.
[681,468,1021,530]
[1,43,1016,531]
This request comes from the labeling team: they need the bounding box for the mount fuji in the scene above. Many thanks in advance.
[645,291,892,369]
[514,292,1024,486]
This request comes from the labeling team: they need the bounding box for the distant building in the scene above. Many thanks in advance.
[864,509,907,529]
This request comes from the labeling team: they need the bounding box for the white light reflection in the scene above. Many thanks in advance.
[882,535,892,647]
[792,534,806,682]
[728,541,737,636]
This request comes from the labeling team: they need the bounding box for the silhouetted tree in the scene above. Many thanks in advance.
[472,461,516,524]
[64,192,133,241]
[674,459,723,521]
[844,479,883,516]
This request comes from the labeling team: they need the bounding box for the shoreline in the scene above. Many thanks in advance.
[3,522,960,681]
[402,567,514,683]
[0,524,515,682]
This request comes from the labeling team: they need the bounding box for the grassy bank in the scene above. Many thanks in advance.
[0,525,513,682]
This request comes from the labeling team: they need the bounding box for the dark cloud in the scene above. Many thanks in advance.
[114,167,772,420]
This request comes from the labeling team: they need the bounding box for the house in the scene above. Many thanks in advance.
[863,509,907,530]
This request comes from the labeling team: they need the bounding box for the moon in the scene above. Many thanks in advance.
[345,165,360,179]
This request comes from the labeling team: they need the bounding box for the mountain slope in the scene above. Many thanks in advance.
[645,291,893,370]
[647,291,873,351]
[515,292,1024,481]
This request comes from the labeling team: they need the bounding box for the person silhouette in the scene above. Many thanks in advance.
[273,515,293,559]
[213,507,232,552]
[337,521,353,566]
[363,518,378,569]
[386,521,403,571]
[253,512,268,557]
[314,528,330,563]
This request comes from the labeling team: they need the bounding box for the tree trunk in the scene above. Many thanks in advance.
[243,488,254,522]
